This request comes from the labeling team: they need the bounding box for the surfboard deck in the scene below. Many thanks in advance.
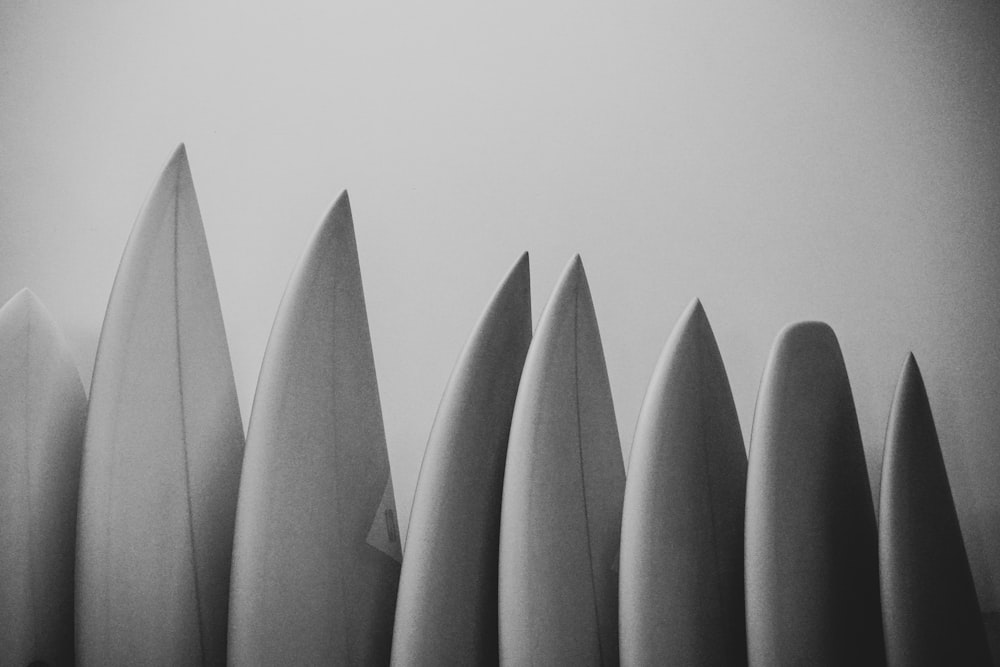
[744,322,883,666]
[391,253,531,667]
[879,354,992,666]
[76,145,245,666]
[229,191,401,665]
[0,290,86,667]
[619,299,746,666]
[498,255,624,667]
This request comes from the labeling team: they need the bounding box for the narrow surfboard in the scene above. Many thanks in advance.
[498,255,625,666]
[229,191,402,665]
[391,253,531,667]
[619,299,746,666]
[744,322,883,665]
[76,145,245,666]
[0,290,86,666]
[879,354,992,665]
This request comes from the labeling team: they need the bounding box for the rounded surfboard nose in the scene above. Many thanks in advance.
[0,290,86,667]
[745,322,884,666]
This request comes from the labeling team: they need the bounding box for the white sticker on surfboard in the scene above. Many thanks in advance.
[366,478,403,563]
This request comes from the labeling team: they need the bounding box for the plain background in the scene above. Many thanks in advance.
[2,0,999,618]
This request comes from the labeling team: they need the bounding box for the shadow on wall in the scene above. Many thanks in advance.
[934,385,1000,613]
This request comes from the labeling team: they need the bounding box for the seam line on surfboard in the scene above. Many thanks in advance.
[173,174,207,664]
[572,278,605,663]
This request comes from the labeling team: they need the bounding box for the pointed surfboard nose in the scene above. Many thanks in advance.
[4,287,42,312]
[392,252,531,666]
[879,354,991,666]
[620,298,747,666]
[230,191,400,665]
[499,254,624,667]
[76,145,244,666]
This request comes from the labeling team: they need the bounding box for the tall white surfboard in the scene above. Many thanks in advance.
[391,253,531,666]
[619,299,746,666]
[498,255,625,666]
[229,191,402,665]
[76,145,245,666]
[879,354,992,665]
[0,290,86,666]
[744,322,883,666]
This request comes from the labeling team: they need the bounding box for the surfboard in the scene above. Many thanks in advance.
[228,191,402,665]
[390,253,531,667]
[76,145,245,666]
[498,255,624,666]
[744,322,884,665]
[618,299,746,666]
[0,290,86,666]
[879,354,992,665]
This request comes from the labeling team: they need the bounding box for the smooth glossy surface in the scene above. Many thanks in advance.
[229,192,401,665]
[391,253,531,667]
[619,299,746,666]
[498,256,624,666]
[76,145,245,666]
[879,355,992,666]
[0,290,86,667]
[744,322,883,666]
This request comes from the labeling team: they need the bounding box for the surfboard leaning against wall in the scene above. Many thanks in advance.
[76,145,245,666]
[229,191,402,665]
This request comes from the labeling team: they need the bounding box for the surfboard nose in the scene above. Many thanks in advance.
[745,321,883,665]
[879,353,992,665]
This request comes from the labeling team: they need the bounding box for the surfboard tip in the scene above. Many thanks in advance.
[761,321,850,397]
[319,189,354,236]
[511,250,530,276]
[9,287,39,308]
[160,143,191,188]
[892,352,928,416]
[496,252,531,304]
[774,320,838,351]
[558,253,586,289]
[681,297,708,323]
[168,142,187,163]
[1,288,51,326]
[138,143,195,224]
[542,254,586,302]
[896,353,923,396]
[548,254,589,308]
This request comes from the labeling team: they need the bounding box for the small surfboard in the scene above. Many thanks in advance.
[879,354,992,665]
[390,253,531,667]
[76,145,245,666]
[0,290,86,666]
[744,322,884,665]
[498,255,624,666]
[228,191,402,665]
[618,299,746,666]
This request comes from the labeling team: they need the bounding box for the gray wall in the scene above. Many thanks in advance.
[2,0,999,612]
